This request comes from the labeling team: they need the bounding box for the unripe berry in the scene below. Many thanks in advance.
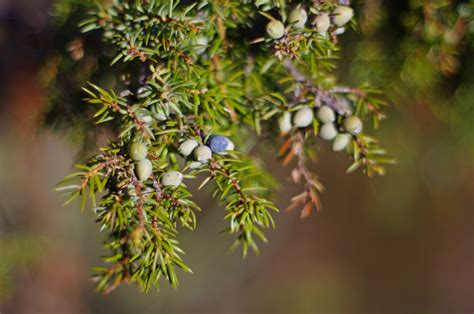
[279,112,293,134]
[343,116,363,135]
[332,133,351,152]
[179,139,199,157]
[314,13,330,34]
[319,123,338,140]
[333,6,354,27]
[136,159,153,181]
[193,145,212,162]
[293,107,314,128]
[335,27,346,35]
[161,170,183,187]
[266,20,285,39]
[289,7,308,29]
[316,106,336,123]
[129,142,148,161]
[207,135,229,153]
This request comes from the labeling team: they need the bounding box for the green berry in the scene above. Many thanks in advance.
[136,159,153,181]
[333,6,354,27]
[279,112,293,134]
[317,106,336,123]
[332,133,351,152]
[293,107,314,128]
[161,170,183,187]
[319,123,338,140]
[179,139,199,157]
[343,116,363,135]
[193,145,212,162]
[266,20,285,39]
[314,13,330,34]
[289,7,308,29]
[129,142,148,161]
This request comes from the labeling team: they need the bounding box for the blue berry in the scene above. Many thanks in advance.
[206,135,229,153]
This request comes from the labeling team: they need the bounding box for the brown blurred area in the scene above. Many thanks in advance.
[1,1,474,313]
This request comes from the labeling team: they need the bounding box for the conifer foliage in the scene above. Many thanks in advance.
[57,0,394,293]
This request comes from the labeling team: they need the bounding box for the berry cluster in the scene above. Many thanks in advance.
[279,105,363,152]
[130,142,183,187]
[129,142,153,181]
[56,0,393,294]
[266,4,354,40]
[179,135,234,169]
[129,135,234,187]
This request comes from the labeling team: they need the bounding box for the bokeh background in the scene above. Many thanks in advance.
[1,0,473,313]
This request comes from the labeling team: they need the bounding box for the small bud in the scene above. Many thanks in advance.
[179,139,199,157]
[129,142,148,161]
[332,133,351,152]
[293,107,314,128]
[314,13,330,34]
[207,135,229,153]
[193,145,213,162]
[333,6,354,27]
[316,106,336,123]
[319,123,338,140]
[136,159,153,181]
[343,116,363,135]
[266,20,285,39]
[289,7,308,29]
[279,112,293,134]
[161,170,183,187]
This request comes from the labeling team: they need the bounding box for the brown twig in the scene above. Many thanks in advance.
[130,170,145,229]
[283,60,352,114]
[280,131,325,218]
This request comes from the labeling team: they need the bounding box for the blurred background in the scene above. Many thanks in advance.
[0,0,473,313]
